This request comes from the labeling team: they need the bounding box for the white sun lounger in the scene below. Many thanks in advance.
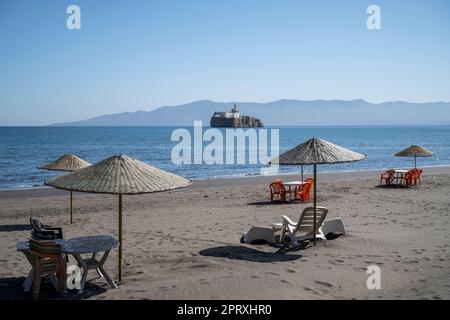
[321,218,346,237]
[241,226,276,244]
[272,206,329,245]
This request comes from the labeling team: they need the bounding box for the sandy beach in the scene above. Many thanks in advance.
[1,166,449,300]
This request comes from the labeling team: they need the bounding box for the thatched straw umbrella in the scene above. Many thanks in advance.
[37,154,92,224]
[395,145,433,169]
[45,155,192,282]
[271,138,365,245]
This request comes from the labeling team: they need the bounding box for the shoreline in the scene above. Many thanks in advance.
[2,165,450,200]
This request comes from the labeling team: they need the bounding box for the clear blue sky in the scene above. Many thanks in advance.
[1,0,449,125]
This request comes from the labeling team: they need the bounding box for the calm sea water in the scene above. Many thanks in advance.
[1,126,450,190]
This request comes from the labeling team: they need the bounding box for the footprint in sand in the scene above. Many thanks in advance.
[302,286,320,295]
[329,260,344,266]
[315,280,334,288]
[286,269,296,273]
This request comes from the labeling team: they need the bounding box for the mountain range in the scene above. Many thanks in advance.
[49,99,450,126]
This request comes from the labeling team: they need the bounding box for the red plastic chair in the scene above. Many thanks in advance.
[295,181,313,203]
[270,180,287,203]
[402,170,416,186]
[380,170,395,185]
[304,178,315,200]
[415,169,423,185]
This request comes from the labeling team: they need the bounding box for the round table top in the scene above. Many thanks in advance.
[283,181,304,186]
[63,235,119,254]
[17,235,119,254]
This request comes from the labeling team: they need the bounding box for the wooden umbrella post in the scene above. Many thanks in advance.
[414,155,417,169]
[301,164,304,182]
[118,194,123,283]
[70,191,73,224]
[313,164,317,246]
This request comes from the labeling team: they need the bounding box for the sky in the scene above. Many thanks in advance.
[0,0,449,125]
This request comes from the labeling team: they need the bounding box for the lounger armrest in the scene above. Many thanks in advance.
[272,223,283,231]
[282,215,297,226]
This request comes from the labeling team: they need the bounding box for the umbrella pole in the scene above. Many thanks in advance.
[70,191,73,224]
[118,194,123,282]
[301,165,304,182]
[313,164,317,246]
[414,156,417,169]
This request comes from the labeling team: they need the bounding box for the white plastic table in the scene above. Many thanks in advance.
[394,169,409,184]
[282,181,304,202]
[17,235,119,294]
[64,235,119,293]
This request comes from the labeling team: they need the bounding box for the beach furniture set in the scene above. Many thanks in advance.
[380,168,423,187]
[270,138,366,246]
[270,178,314,203]
[259,142,433,250]
[17,218,119,298]
[379,144,433,187]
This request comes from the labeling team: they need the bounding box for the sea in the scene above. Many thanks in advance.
[1,126,450,190]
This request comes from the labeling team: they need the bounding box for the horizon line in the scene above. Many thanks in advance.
[2,124,450,128]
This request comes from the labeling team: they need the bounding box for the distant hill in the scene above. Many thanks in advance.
[49,99,450,126]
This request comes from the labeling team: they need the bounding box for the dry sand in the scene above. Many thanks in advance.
[0,167,449,300]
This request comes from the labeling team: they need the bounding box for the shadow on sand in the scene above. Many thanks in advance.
[199,245,303,263]
[0,224,32,232]
[247,200,294,206]
[0,276,107,300]
[375,184,409,189]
